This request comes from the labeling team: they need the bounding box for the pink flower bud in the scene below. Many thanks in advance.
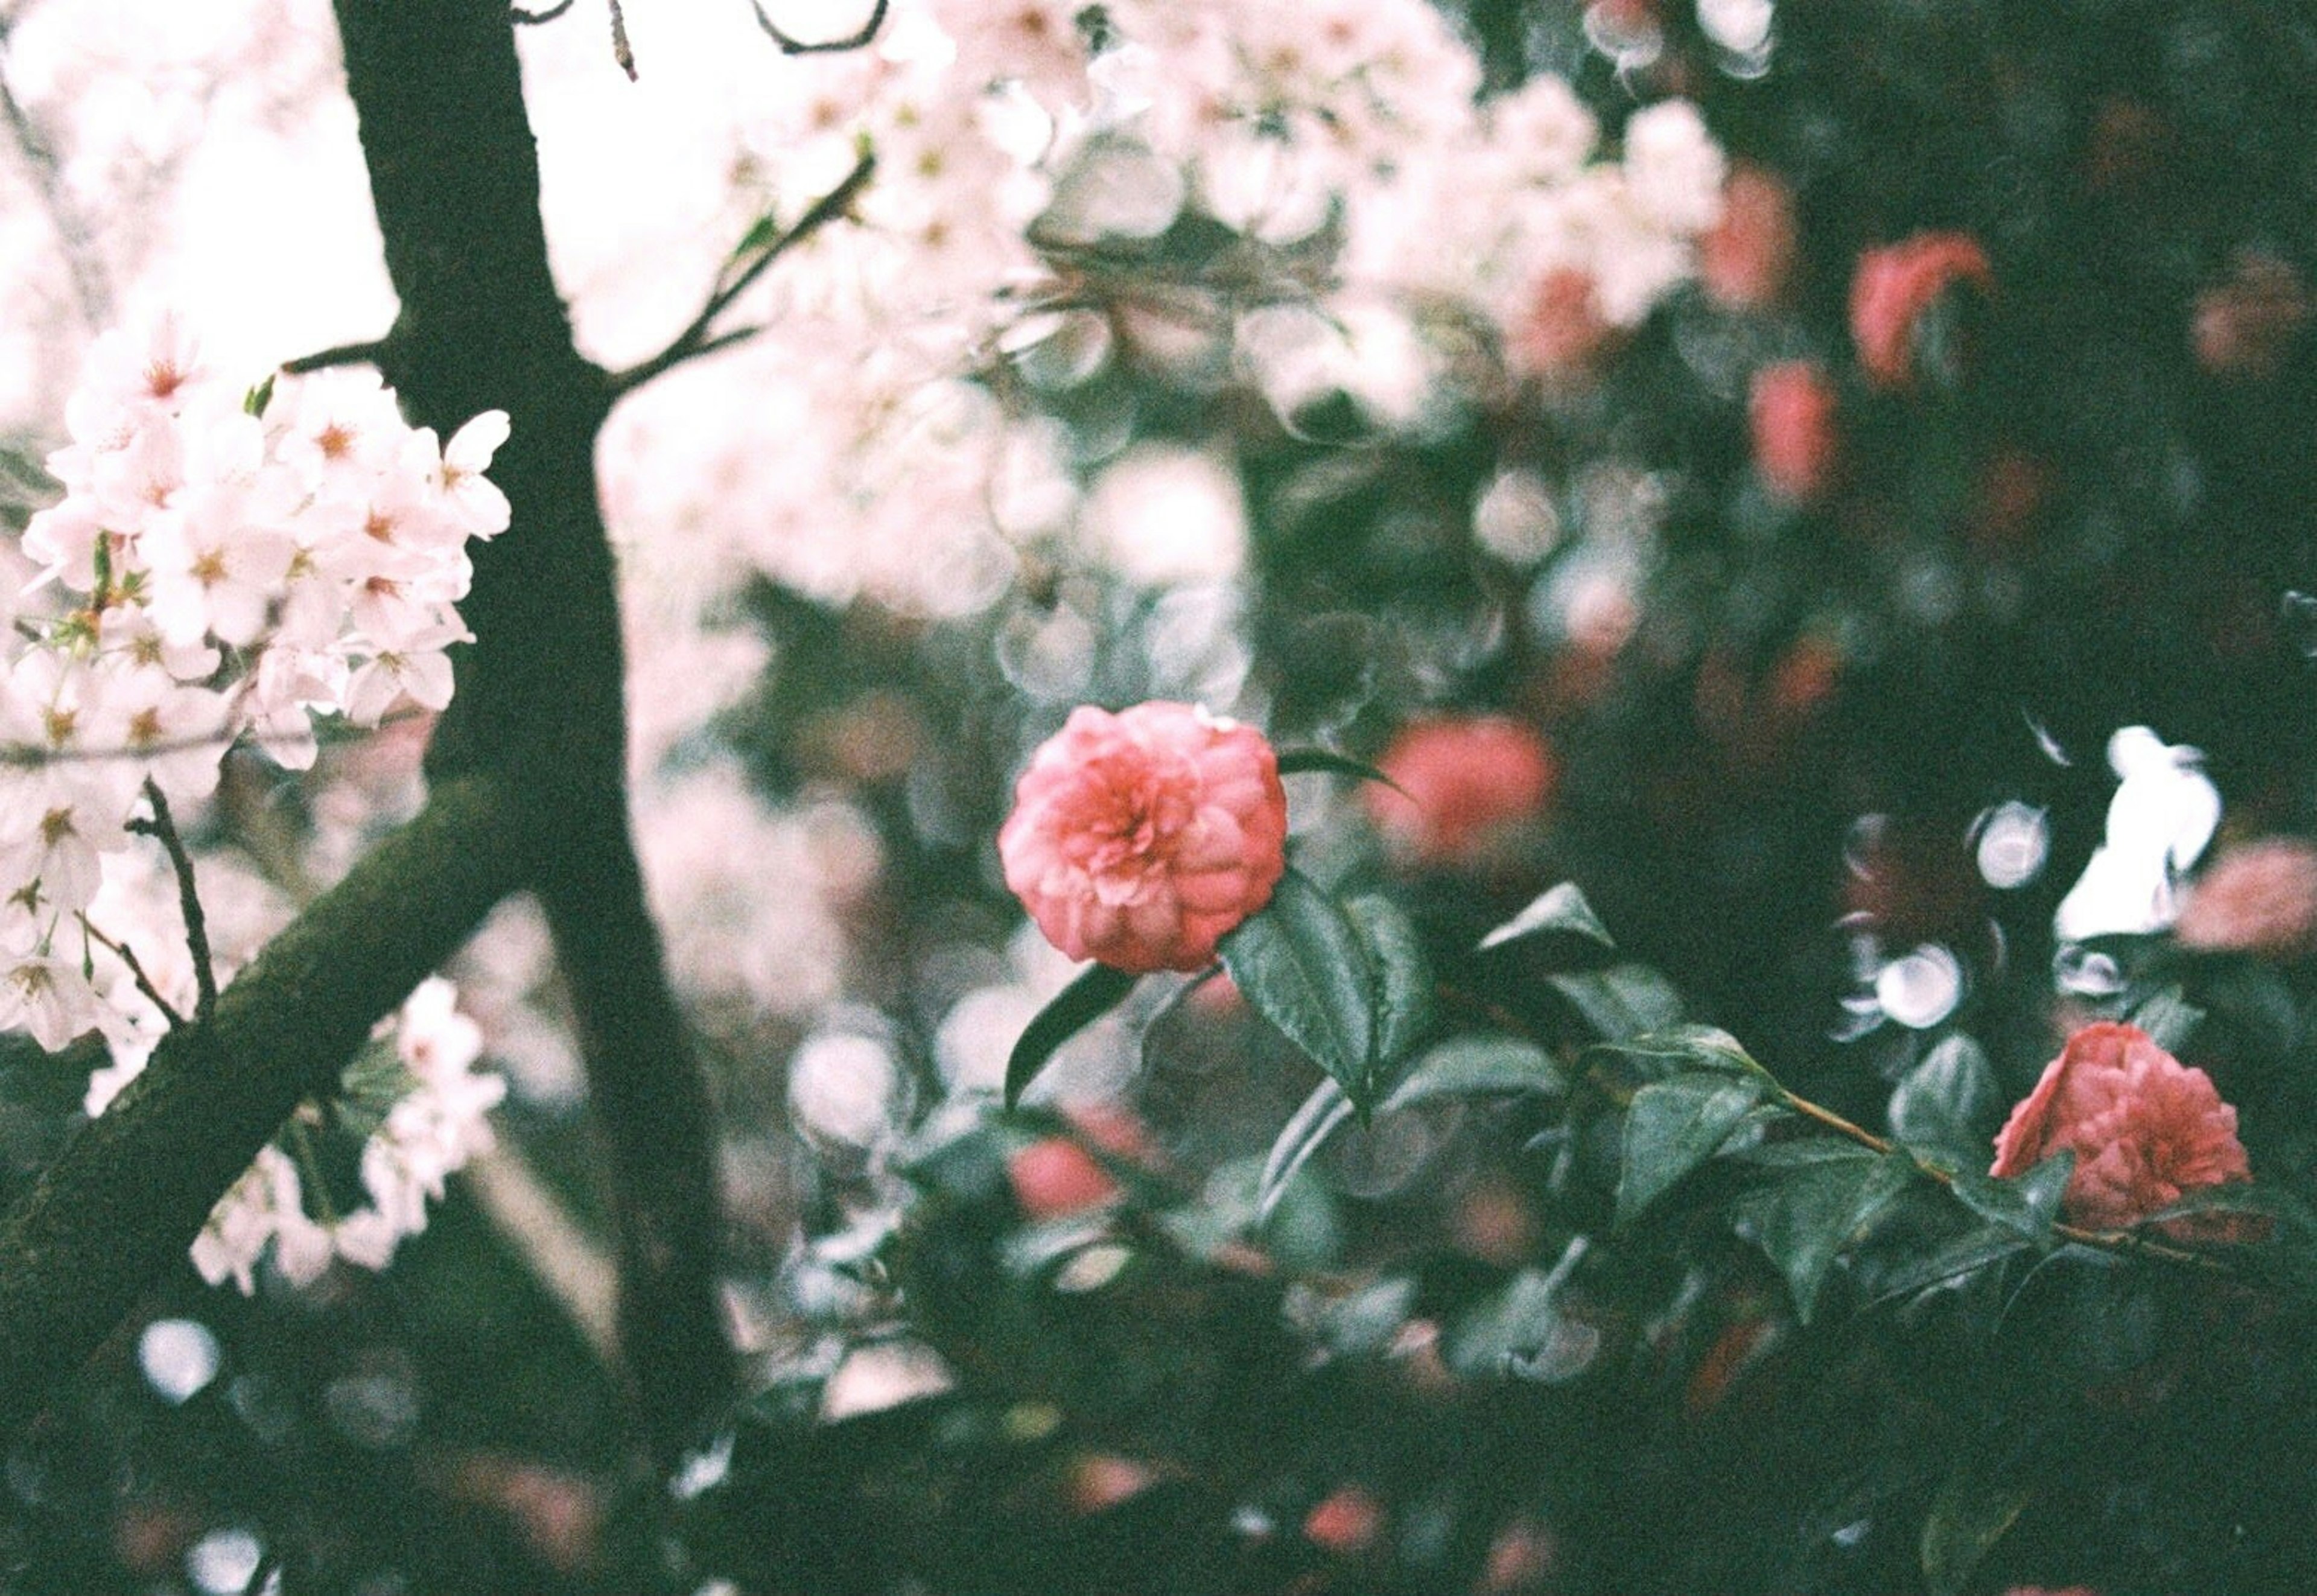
[2174,837,2317,959]
[1367,715,1557,868]
[1849,231,1994,389]
[1303,1486,1383,1553]
[1701,162,1798,312]
[1007,1137,1120,1221]
[999,702,1288,974]
[2193,252,2309,380]
[1749,360,1840,503]
[1991,1022,2251,1233]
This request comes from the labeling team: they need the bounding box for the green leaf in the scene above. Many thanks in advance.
[1377,1036,1561,1117]
[1439,1267,1562,1379]
[1617,1074,1764,1229]
[1866,1222,2033,1305]
[2130,984,2204,1054]
[729,210,781,260]
[1889,1035,2003,1163]
[1256,1078,1355,1222]
[1948,1151,2073,1245]
[1548,962,1685,1042]
[243,373,276,417]
[1221,868,1377,1106]
[1478,882,1615,953]
[1921,1460,2033,1596]
[1604,1024,1765,1077]
[1344,893,1432,1089]
[1735,1147,1916,1321]
[1275,748,1403,794]
[1004,963,1138,1108]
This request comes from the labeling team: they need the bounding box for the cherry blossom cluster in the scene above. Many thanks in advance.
[87,978,506,1292]
[0,308,509,1054]
[620,0,1724,616]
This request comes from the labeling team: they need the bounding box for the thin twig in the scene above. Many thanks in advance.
[749,0,888,54]
[77,917,185,1030]
[0,13,109,327]
[1,705,433,770]
[281,337,390,375]
[610,150,876,396]
[609,0,635,78]
[1772,1085,2227,1274]
[509,0,576,20]
[129,781,218,1025]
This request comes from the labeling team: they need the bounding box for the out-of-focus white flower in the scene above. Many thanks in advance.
[2056,727,2220,942]
[1081,444,1247,586]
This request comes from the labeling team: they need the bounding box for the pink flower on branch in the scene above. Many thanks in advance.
[1990,1022,2252,1233]
[999,702,1287,974]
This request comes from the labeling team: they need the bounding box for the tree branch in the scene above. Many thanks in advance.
[333,0,731,1461]
[748,0,888,55]
[610,148,875,397]
[281,337,391,375]
[129,780,218,1025]
[0,775,524,1437]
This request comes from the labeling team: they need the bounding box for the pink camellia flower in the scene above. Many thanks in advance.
[1701,162,1799,312]
[1749,360,1840,503]
[999,701,1287,973]
[1990,1022,2251,1233]
[1008,1137,1120,1221]
[2174,837,2317,959]
[1849,231,1994,389]
[1368,715,1557,868]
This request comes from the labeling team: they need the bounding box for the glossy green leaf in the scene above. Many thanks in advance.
[1274,748,1403,794]
[1377,1036,1561,1117]
[2131,984,2204,1054]
[1344,893,1432,1091]
[1948,1151,2074,1244]
[1606,1024,1765,1077]
[1735,1146,1916,1322]
[1889,1034,2003,1163]
[1478,881,1615,953]
[1921,1460,2033,1596]
[1004,963,1137,1108]
[1866,1222,2033,1305]
[1617,1073,1764,1229]
[1256,1078,1355,1222]
[1221,869,1377,1105]
[1548,962,1685,1043]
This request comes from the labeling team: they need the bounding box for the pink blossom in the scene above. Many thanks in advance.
[1990,1022,2251,1233]
[999,702,1287,973]
[2193,253,2309,380]
[1506,267,1615,380]
[1008,1137,1119,1221]
[1700,162,1797,311]
[1849,231,1994,389]
[1749,360,1840,503]
[1367,715,1557,868]
[2174,837,2317,958]
[1303,1486,1384,1553]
